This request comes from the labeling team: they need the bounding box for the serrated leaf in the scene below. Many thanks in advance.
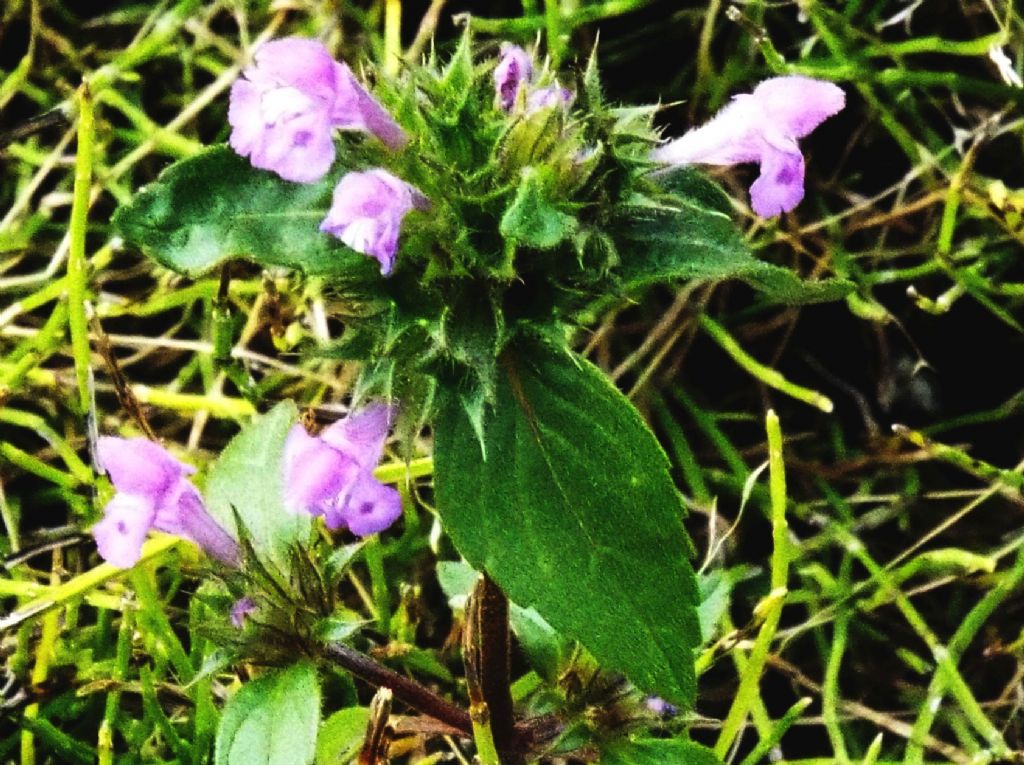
[113,145,377,280]
[433,340,701,706]
[215,661,321,765]
[501,167,578,250]
[205,401,311,576]
[602,737,723,765]
[614,168,853,304]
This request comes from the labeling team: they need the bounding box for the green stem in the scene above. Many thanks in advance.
[699,315,834,413]
[98,606,133,765]
[713,411,790,758]
[737,697,812,765]
[21,556,62,765]
[903,547,1024,765]
[834,528,1009,760]
[67,81,96,415]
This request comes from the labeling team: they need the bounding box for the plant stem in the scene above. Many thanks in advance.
[464,575,519,764]
[21,552,62,765]
[737,696,812,765]
[714,410,791,758]
[699,315,834,413]
[833,528,1009,760]
[323,642,473,735]
[903,547,1024,765]
[67,81,95,416]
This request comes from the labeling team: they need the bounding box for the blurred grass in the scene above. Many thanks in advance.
[2,0,1024,763]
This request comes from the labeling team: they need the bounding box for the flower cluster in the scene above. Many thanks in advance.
[228,38,420,273]
[92,437,239,568]
[225,37,844,290]
[92,404,400,569]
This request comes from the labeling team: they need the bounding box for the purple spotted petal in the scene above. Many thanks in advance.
[650,76,844,217]
[494,43,533,111]
[320,169,424,275]
[97,437,194,504]
[325,473,402,537]
[282,424,360,516]
[752,76,846,139]
[749,143,805,217]
[93,493,157,569]
[319,403,395,472]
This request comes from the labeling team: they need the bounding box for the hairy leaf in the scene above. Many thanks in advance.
[205,401,310,576]
[434,340,701,706]
[113,145,377,279]
[614,168,853,304]
[215,661,321,765]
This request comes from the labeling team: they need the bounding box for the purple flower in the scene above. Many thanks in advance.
[282,404,402,537]
[92,437,239,569]
[527,85,574,114]
[494,43,533,111]
[230,597,258,628]
[320,169,426,275]
[650,76,845,217]
[228,37,406,183]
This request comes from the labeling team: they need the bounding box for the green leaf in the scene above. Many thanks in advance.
[614,168,853,304]
[433,340,701,706]
[315,707,369,765]
[602,737,723,765]
[501,167,578,250]
[215,661,321,765]
[205,401,311,575]
[113,145,377,279]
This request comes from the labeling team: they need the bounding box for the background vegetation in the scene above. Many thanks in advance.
[2,0,1024,763]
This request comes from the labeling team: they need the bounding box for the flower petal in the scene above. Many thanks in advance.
[97,437,193,503]
[751,76,845,139]
[319,403,395,472]
[330,62,408,150]
[320,169,421,274]
[326,473,402,536]
[153,483,240,567]
[282,425,360,516]
[93,493,157,569]
[494,43,533,111]
[650,95,764,166]
[749,143,805,217]
[246,94,337,183]
[247,38,341,104]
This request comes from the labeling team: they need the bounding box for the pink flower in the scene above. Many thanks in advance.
[651,76,845,217]
[282,404,402,537]
[92,438,239,569]
[320,169,427,275]
[228,38,406,183]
